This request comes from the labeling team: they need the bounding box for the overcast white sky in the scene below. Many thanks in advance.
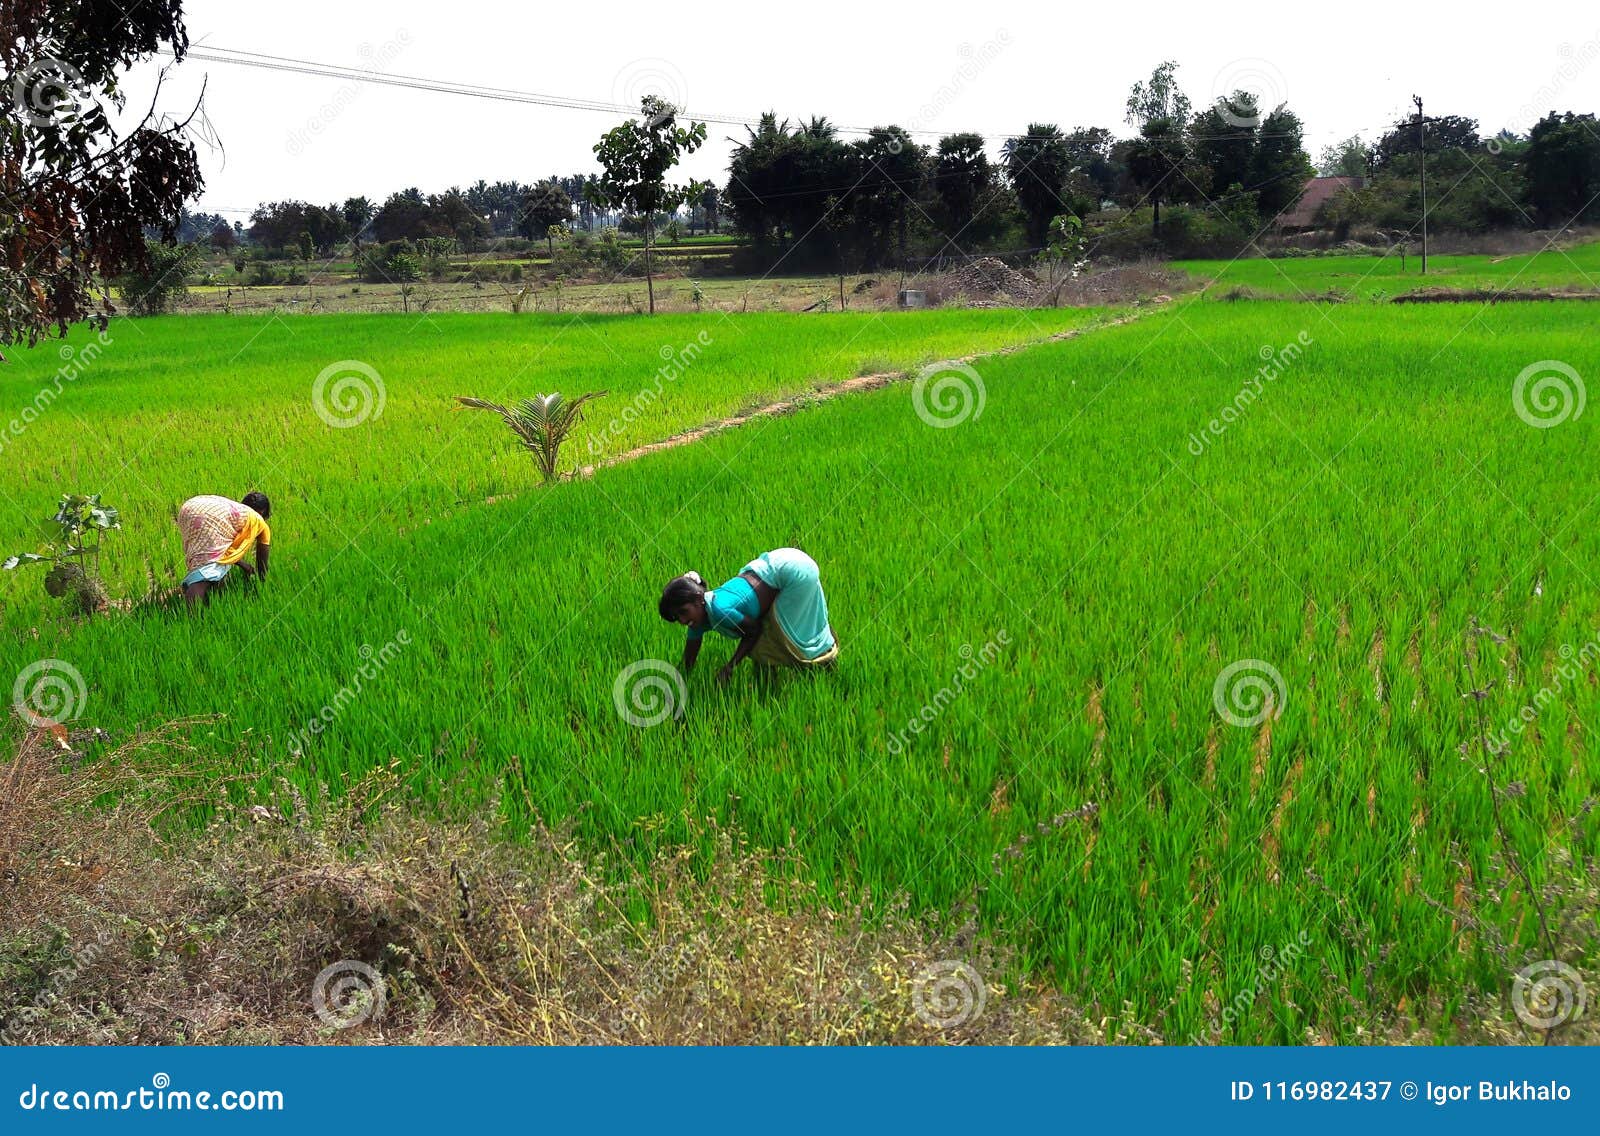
[120,0,1600,220]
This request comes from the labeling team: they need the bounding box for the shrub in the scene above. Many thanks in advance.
[114,242,203,316]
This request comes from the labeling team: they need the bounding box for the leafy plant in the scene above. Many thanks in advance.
[4,494,121,613]
[456,392,608,482]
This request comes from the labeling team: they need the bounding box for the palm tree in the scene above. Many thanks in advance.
[456,392,607,483]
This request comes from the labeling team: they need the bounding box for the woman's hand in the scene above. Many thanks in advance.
[716,665,734,687]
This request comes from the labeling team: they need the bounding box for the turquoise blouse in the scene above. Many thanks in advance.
[687,575,760,641]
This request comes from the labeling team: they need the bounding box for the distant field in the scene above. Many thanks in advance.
[1175,239,1600,299]
[4,299,1596,1041]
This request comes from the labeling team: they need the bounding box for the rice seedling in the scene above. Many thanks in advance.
[2,297,1596,1041]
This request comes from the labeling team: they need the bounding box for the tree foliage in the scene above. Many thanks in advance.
[2,0,205,349]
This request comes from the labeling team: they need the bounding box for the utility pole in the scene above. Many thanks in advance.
[1413,95,1428,275]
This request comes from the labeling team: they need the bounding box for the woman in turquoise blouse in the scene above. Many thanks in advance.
[658,548,839,684]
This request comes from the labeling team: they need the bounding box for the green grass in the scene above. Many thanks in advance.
[3,299,1597,1042]
[1176,238,1600,299]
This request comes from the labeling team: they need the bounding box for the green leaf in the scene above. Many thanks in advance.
[3,553,48,570]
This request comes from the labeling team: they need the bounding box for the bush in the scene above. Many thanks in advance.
[358,241,423,284]
[114,242,203,316]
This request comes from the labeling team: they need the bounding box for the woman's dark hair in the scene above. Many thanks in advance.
[242,491,271,519]
[658,573,703,621]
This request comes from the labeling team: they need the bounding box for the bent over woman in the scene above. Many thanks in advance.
[659,547,838,685]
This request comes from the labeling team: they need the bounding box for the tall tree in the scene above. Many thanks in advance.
[588,96,708,314]
[1318,135,1370,178]
[2,0,205,349]
[341,196,375,247]
[851,127,927,265]
[1191,96,1258,200]
[1249,106,1316,219]
[1125,61,1192,131]
[1370,114,1479,173]
[520,179,575,254]
[932,132,995,245]
[1523,112,1600,227]
[1003,124,1075,248]
[1124,63,1195,234]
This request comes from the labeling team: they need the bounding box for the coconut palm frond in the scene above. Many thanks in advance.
[456,391,608,482]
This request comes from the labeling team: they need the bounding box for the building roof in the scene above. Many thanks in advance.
[1276,175,1365,229]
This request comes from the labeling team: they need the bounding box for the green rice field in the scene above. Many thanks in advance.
[2,294,1597,1042]
[1177,238,1600,299]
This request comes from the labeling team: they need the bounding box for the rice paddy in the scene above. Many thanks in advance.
[3,293,1597,1042]
[1176,238,1600,299]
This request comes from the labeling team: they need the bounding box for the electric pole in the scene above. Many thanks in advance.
[1413,95,1428,275]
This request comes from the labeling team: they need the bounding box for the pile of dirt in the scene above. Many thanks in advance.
[929,257,1042,305]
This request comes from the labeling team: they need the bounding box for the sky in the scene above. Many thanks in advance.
[116,0,1600,223]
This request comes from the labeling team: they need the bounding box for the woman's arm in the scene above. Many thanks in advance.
[680,635,702,674]
[254,542,270,581]
[717,618,763,684]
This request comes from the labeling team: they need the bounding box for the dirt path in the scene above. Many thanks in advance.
[574,308,1151,478]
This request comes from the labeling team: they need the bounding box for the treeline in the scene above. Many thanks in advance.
[208,62,1600,271]
[236,175,720,258]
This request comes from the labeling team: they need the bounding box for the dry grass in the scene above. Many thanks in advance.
[2,722,1593,1045]
[0,724,1105,1045]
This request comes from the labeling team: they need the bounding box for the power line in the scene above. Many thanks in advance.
[163,44,1385,147]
